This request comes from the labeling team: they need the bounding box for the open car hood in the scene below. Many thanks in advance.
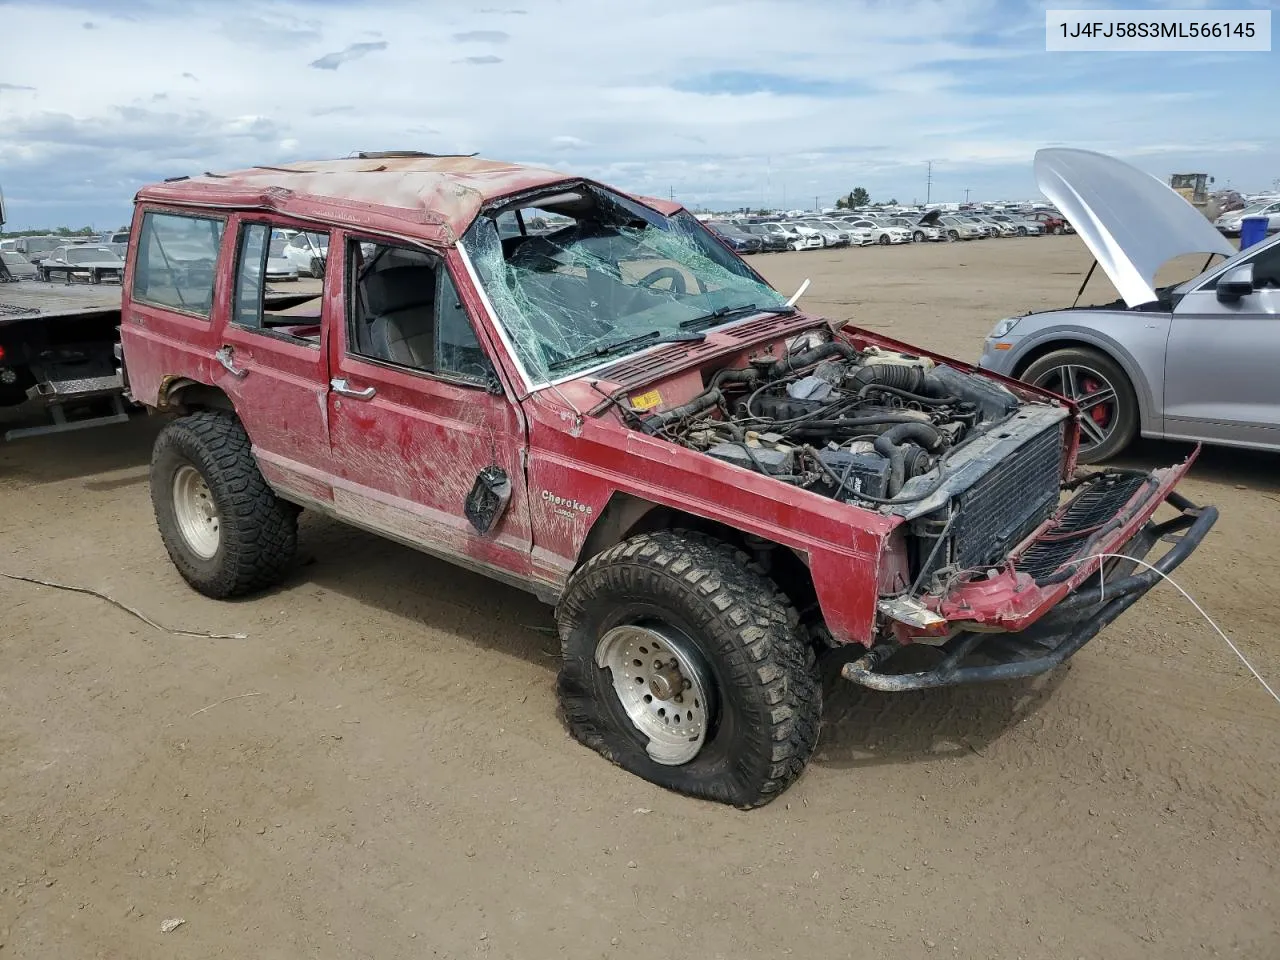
[1034,148,1235,307]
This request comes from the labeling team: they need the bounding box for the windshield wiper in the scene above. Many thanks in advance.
[679,303,795,331]
[546,329,706,372]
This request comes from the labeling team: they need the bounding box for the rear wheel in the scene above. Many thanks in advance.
[1052,225,1064,235]
[1016,226,1028,236]
[556,531,821,808]
[1021,347,1138,463]
[151,411,298,598]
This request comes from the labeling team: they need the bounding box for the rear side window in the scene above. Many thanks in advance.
[132,212,224,317]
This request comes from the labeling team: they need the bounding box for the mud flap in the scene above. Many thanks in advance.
[464,465,512,534]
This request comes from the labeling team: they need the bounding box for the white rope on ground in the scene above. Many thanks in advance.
[1082,553,1280,707]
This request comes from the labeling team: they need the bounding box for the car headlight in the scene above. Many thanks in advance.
[991,316,1022,338]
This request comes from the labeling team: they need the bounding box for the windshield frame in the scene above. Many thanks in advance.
[457,185,789,392]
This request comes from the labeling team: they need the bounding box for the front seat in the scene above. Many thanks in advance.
[363,264,438,368]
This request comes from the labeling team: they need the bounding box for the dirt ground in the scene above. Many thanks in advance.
[2,235,1277,959]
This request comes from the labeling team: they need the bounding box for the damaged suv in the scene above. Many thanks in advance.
[120,154,1217,807]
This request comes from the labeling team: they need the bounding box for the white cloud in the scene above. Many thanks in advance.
[0,0,1276,226]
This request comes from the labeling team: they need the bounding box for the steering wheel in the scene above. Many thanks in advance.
[636,266,688,295]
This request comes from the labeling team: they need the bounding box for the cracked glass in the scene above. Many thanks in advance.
[460,189,787,383]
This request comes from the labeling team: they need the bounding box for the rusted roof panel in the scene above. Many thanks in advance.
[135,156,583,246]
[135,157,687,247]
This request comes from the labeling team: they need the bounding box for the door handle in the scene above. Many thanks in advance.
[331,377,376,400]
[214,345,248,378]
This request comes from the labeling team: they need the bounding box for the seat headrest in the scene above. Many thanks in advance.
[364,264,437,315]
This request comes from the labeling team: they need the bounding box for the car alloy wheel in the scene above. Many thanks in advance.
[1032,364,1118,453]
[595,623,714,766]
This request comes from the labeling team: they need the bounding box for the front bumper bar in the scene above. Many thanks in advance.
[842,489,1217,691]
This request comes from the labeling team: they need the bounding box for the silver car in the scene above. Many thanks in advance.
[1,250,39,280]
[986,213,1045,237]
[980,147,1277,463]
[1213,199,1280,237]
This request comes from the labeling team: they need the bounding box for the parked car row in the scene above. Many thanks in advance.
[704,207,1068,254]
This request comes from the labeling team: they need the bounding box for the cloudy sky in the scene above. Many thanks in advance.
[1,0,1277,229]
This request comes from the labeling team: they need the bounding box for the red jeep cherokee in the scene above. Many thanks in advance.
[120,154,1216,807]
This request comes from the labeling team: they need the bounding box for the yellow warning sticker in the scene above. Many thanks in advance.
[629,389,663,411]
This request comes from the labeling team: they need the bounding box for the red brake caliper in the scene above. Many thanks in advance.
[1082,376,1111,427]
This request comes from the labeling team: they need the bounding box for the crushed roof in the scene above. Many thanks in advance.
[134,155,583,247]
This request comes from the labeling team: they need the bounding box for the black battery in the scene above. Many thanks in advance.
[816,448,891,501]
[707,442,795,476]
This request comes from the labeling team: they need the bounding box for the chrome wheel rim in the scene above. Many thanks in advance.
[172,464,221,559]
[1032,364,1118,453]
[595,624,713,766]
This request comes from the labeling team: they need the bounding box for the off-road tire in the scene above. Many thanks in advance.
[150,411,298,598]
[556,530,821,808]
[1021,347,1138,464]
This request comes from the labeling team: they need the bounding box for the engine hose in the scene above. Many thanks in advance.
[765,340,857,378]
[874,422,944,496]
[709,367,761,390]
[778,414,935,440]
[857,383,959,407]
[846,363,926,394]
[642,387,723,432]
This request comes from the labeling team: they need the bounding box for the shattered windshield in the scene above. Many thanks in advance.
[461,187,787,382]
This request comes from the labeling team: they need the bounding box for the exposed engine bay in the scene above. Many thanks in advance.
[629,333,1074,592]
[637,337,1037,509]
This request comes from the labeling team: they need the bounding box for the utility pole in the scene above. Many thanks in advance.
[814,195,819,213]
[964,188,971,204]
[926,160,934,205]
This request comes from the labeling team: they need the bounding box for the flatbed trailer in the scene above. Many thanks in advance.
[0,281,128,440]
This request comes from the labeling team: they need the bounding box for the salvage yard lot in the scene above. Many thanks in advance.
[1,235,1276,958]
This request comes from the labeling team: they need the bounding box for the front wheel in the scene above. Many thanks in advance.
[151,411,299,598]
[1016,226,1027,236]
[556,531,821,808]
[878,234,890,245]
[1021,347,1138,463]
[912,230,925,242]
[947,230,959,241]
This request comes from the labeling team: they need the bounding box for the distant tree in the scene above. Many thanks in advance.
[849,187,871,207]
[887,198,899,205]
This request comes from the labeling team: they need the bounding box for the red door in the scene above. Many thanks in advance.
[215,216,335,505]
[324,234,533,586]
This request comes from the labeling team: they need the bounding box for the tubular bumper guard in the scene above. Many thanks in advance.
[842,487,1218,691]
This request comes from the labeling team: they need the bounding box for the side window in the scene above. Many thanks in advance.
[232,223,327,344]
[132,211,224,317]
[1249,244,1280,289]
[346,239,495,384]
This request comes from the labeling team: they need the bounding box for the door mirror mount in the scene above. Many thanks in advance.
[1216,264,1255,303]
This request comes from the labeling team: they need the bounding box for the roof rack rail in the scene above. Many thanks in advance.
[355,150,479,159]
